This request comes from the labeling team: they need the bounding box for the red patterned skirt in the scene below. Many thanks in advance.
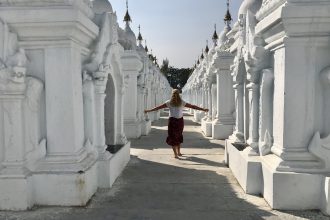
[166,117,184,146]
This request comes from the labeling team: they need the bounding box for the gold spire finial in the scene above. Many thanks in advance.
[137,24,143,42]
[124,0,132,23]
[205,40,209,53]
[224,0,232,26]
[144,40,149,52]
[212,23,219,46]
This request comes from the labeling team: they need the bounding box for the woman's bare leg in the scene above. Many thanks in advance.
[178,145,183,156]
[172,146,179,158]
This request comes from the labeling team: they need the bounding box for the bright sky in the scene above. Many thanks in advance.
[110,0,244,68]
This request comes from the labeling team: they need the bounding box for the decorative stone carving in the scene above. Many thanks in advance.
[0,0,94,18]
[25,76,43,112]
[310,66,330,168]
[118,27,136,51]
[258,68,274,156]
[230,54,245,143]
[321,66,330,88]
[241,1,268,154]
[0,18,44,179]
[309,132,330,171]
[256,0,286,21]
[83,12,112,75]
[259,130,272,156]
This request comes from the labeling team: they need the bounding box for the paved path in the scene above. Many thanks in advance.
[0,113,328,220]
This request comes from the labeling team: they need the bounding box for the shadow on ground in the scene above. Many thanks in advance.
[0,156,277,220]
[0,114,328,220]
[133,112,224,150]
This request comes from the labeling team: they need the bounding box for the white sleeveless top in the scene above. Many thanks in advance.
[165,100,187,119]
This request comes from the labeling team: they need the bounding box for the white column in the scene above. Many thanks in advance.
[245,82,260,155]
[122,51,143,139]
[212,70,235,140]
[271,41,320,170]
[45,47,86,159]
[1,89,26,174]
[117,86,128,145]
[258,69,274,155]
[207,85,212,121]
[93,71,108,154]
[230,83,245,143]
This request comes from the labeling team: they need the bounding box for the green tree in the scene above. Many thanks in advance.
[160,59,193,90]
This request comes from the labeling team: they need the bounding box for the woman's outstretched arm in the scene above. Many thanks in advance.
[185,103,209,112]
[144,104,167,114]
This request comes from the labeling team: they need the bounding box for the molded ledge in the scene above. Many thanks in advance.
[212,121,234,140]
[226,140,263,195]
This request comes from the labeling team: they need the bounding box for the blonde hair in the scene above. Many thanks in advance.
[170,89,182,107]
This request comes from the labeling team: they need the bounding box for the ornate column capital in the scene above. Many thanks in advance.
[0,0,94,18]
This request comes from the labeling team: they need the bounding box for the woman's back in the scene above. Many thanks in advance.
[165,100,186,119]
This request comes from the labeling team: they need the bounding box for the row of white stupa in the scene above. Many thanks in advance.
[0,0,171,210]
[183,0,330,216]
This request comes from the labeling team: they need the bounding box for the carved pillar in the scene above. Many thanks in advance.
[123,74,138,121]
[0,81,27,175]
[117,83,128,145]
[216,73,221,120]
[82,77,97,150]
[207,85,212,121]
[122,50,143,138]
[137,85,144,121]
[212,68,235,140]
[211,83,217,120]
[44,46,86,159]
[93,70,108,154]
[321,67,330,135]
[231,83,245,143]
[204,88,208,109]
[270,41,320,170]
[246,82,260,155]
[258,69,274,156]
[243,82,250,143]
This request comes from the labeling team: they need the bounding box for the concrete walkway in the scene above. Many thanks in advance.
[0,113,328,220]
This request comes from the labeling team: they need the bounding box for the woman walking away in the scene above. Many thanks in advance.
[144,89,208,159]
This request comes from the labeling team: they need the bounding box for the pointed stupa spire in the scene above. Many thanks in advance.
[149,49,154,61]
[197,58,200,65]
[124,0,132,23]
[224,0,232,26]
[205,40,209,54]
[144,40,149,52]
[212,24,219,46]
[200,49,204,60]
[137,25,143,45]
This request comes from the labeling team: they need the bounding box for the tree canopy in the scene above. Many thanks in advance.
[160,59,193,91]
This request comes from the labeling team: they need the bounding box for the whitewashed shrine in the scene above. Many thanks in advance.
[225,0,330,215]
[0,0,170,210]
[182,1,235,140]
[2,0,330,216]
[183,0,330,215]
